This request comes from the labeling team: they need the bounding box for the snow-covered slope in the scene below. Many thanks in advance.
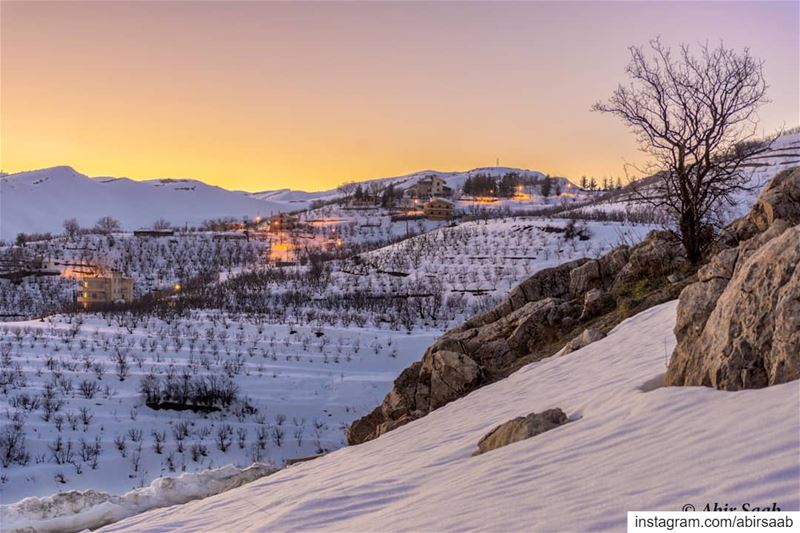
[569,132,800,222]
[0,167,293,240]
[2,165,561,241]
[250,167,559,204]
[97,301,800,532]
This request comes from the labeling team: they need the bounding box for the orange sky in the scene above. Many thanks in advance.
[1,1,797,192]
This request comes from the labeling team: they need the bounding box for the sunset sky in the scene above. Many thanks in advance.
[1,1,797,192]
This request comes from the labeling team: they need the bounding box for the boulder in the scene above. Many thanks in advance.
[666,168,800,390]
[719,167,800,246]
[611,231,686,292]
[557,327,606,357]
[424,351,482,411]
[666,225,800,389]
[569,260,603,295]
[579,288,615,320]
[473,408,570,456]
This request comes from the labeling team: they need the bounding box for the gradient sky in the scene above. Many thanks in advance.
[1,1,797,192]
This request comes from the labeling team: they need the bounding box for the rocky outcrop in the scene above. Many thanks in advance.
[666,167,800,390]
[557,327,606,357]
[349,228,691,445]
[473,408,570,456]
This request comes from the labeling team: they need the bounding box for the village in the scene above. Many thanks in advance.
[0,172,602,316]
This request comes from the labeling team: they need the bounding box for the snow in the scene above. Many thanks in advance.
[0,167,295,241]
[95,301,800,532]
[0,164,564,242]
[1,463,276,533]
[568,132,800,222]
[252,167,553,203]
[0,315,438,503]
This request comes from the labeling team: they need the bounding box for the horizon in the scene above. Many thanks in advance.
[1,1,798,193]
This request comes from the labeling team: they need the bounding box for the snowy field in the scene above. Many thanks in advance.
[0,312,436,503]
[79,301,799,532]
[352,217,650,302]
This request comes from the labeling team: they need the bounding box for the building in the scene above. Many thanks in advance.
[77,270,134,307]
[349,196,378,207]
[268,213,300,231]
[134,228,175,238]
[213,231,249,240]
[423,198,454,220]
[404,176,453,199]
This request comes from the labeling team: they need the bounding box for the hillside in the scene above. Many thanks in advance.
[1,165,561,241]
[566,132,800,222]
[251,167,556,204]
[0,167,293,241]
[87,300,798,532]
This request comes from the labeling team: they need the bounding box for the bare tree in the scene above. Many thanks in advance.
[592,39,772,263]
[152,218,172,230]
[94,216,121,236]
[337,181,358,197]
[63,219,81,239]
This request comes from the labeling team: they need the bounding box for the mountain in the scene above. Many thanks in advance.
[0,165,556,241]
[0,167,297,241]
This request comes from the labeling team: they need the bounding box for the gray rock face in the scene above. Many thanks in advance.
[579,288,615,321]
[666,225,800,389]
[610,230,687,292]
[666,167,800,390]
[720,167,800,245]
[473,408,570,456]
[557,327,606,357]
[348,229,686,445]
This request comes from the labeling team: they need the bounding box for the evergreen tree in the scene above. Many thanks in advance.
[540,176,552,198]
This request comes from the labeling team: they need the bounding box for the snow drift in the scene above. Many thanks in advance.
[0,463,276,533]
[97,301,800,531]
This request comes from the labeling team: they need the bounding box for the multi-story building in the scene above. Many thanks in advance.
[268,213,300,231]
[423,198,454,220]
[404,176,453,199]
[77,270,134,307]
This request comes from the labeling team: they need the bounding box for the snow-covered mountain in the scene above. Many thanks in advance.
[0,167,296,241]
[1,165,558,241]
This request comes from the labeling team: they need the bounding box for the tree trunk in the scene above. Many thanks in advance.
[680,210,703,265]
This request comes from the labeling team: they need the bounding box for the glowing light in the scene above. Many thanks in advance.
[270,241,295,262]
[174,283,182,292]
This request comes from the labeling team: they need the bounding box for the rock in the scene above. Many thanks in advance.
[557,327,606,356]
[569,260,603,294]
[667,273,687,284]
[666,168,800,390]
[697,247,739,282]
[666,224,800,389]
[611,231,686,292]
[745,168,800,231]
[719,167,800,246]
[473,408,570,456]
[424,351,482,411]
[579,288,615,320]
